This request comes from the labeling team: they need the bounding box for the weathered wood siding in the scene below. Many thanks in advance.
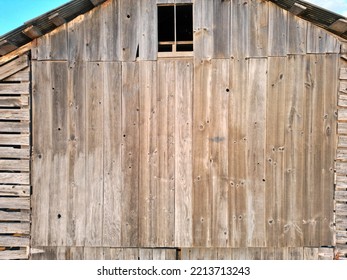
[29,0,341,259]
[0,54,31,260]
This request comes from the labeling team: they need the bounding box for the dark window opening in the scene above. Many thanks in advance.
[158,4,193,54]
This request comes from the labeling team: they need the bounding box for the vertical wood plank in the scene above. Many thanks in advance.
[31,61,52,246]
[103,62,122,247]
[249,0,268,57]
[265,57,286,247]
[287,13,306,55]
[231,0,249,58]
[120,0,140,61]
[210,59,230,247]
[85,62,104,246]
[157,60,175,247]
[37,25,68,60]
[175,59,193,247]
[283,55,305,247]
[85,6,105,61]
[193,0,213,60]
[192,59,212,247]
[307,24,340,54]
[246,58,267,247]
[103,0,120,61]
[139,0,157,60]
[212,0,230,58]
[321,54,338,245]
[49,62,69,246]
[268,2,287,56]
[66,62,86,246]
[68,15,86,65]
[139,61,158,247]
[228,58,248,248]
[121,62,139,246]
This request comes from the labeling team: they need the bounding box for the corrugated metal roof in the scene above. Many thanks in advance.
[0,0,106,56]
[270,0,347,39]
[0,0,346,57]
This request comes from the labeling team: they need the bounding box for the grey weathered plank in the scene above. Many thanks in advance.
[103,62,122,247]
[249,0,269,57]
[49,62,69,246]
[175,59,193,247]
[307,23,340,54]
[37,24,68,60]
[212,0,230,58]
[192,59,212,247]
[0,160,29,172]
[31,61,52,246]
[0,197,30,209]
[0,249,28,260]
[0,109,29,121]
[3,67,30,82]
[103,0,120,60]
[229,58,248,248]
[85,62,104,246]
[138,61,158,247]
[231,0,249,58]
[287,13,307,54]
[194,0,213,60]
[210,59,230,247]
[336,191,347,202]
[0,96,29,107]
[0,55,28,81]
[321,54,338,245]
[121,62,139,246]
[156,60,175,247]
[0,83,29,94]
[0,222,30,234]
[66,62,86,247]
[245,58,267,247]
[340,68,347,80]
[338,94,347,107]
[67,14,86,64]
[139,0,157,60]
[85,5,105,61]
[0,185,30,196]
[0,173,29,185]
[265,56,286,247]
[0,147,29,159]
[268,2,287,56]
[0,210,30,221]
[120,0,139,61]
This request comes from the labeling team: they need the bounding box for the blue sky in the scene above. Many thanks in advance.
[0,0,347,36]
[0,0,70,36]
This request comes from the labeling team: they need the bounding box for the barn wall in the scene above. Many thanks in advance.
[30,0,341,259]
[0,55,31,260]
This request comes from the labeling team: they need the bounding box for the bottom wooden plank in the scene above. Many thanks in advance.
[0,249,28,260]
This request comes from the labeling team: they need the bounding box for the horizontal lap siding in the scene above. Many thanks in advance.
[0,55,31,260]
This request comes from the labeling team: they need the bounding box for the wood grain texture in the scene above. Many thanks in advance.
[121,62,139,246]
[175,59,193,247]
[245,58,267,247]
[138,61,158,247]
[31,62,52,247]
[0,55,28,81]
[103,62,122,246]
[85,62,104,246]
[156,60,175,247]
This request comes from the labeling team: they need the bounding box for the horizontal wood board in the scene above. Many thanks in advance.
[0,54,31,260]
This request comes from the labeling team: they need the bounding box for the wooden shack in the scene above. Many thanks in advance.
[0,0,347,260]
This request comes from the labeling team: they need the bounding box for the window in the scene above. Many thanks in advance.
[158,4,193,56]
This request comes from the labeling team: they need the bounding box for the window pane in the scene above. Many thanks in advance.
[176,4,193,41]
[158,6,175,42]
[177,44,193,52]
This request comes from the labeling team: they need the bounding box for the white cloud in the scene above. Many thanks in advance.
[304,0,347,16]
